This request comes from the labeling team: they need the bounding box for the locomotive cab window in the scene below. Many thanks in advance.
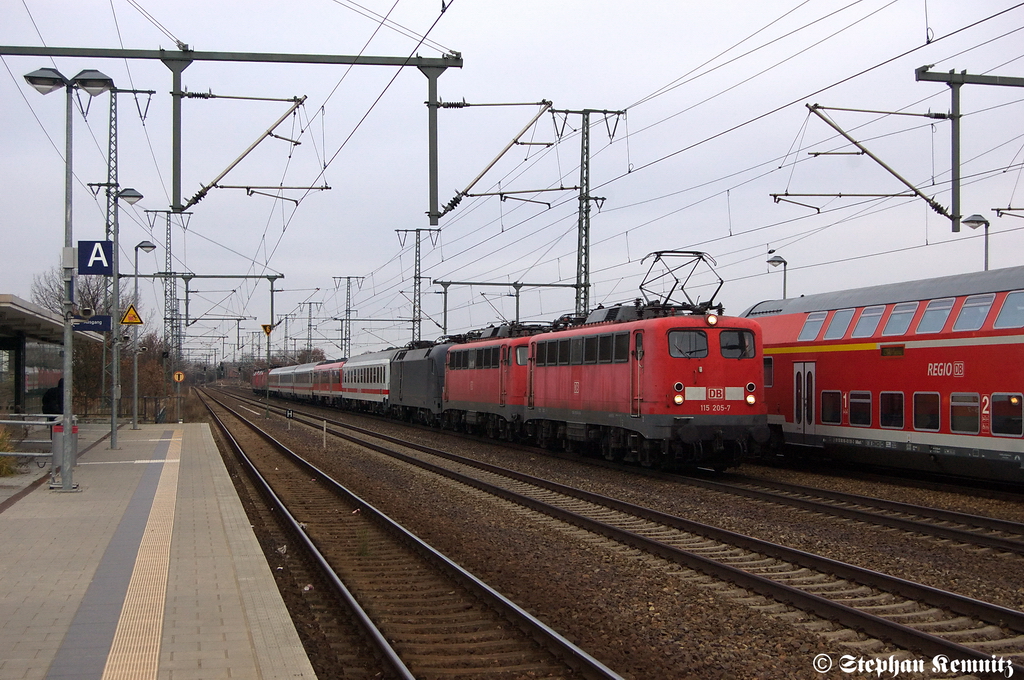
[798,311,828,341]
[882,302,918,336]
[992,394,1023,437]
[821,391,842,424]
[916,298,954,334]
[763,356,774,388]
[950,393,980,434]
[952,294,995,332]
[851,306,885,338]
[668,330,708,358]
[994,291,1024,329]
[516,346,528,366]
[720,330,756,358]
[823,309,856,340]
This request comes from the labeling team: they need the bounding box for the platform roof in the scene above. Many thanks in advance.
[0,294,102,345]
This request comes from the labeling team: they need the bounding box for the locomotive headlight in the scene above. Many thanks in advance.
[705,314,719,326]
[746,394,757,405]
[674,394,684,405]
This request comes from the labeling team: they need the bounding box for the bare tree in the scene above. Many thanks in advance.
[31,264,137,316]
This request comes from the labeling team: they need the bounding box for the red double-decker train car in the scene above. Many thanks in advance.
[744,265,1024,483]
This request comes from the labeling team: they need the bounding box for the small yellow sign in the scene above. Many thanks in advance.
[173,371,185,383]
[120,304,143,325]
[262,324,273,336]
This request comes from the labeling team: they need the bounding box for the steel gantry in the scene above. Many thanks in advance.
[3,43,463,361]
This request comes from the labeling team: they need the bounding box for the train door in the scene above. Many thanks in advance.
[499,344,508,407]
[631,331,644,417]
[792,362,816,443]
[527,343,535,409]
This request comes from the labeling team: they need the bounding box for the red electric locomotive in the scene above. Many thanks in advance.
[443,252,770,469]
[744,265,1024,483]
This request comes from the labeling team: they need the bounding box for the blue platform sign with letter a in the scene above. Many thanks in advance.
[78,240,113,276]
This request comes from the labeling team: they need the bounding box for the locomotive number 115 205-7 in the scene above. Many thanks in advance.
[700,403,732,412]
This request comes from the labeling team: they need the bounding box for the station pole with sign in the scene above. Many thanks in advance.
[263,322,273,418]
[173,369,184,422]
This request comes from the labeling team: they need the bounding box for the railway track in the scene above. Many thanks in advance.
[682,473,1024,555]
[234,386,1024,556]
[201,390,622,680]
[219,389,1024,672]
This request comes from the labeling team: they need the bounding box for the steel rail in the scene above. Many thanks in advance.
[205,390,624,680]
[246,395,1024,672]
[199,393,415,680]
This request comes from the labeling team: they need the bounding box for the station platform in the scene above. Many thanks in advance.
[0,423,317,680]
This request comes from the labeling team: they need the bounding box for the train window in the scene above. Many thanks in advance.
[823,309,856,340]
[849,391,872,426]
[913,393,940,431]
[557,339,571,365]
[994,291,1024,329]
[535,342,547,366]
[598,335,613,363]
[821,391,842,424]
[573,335,589,364]
[916,298,954,334]
[584,336,599,364]
[798,311,828,341]
[992,394,1023,437]
[952,294,995,332]
[950,393,980,434]
[882,302,918,336]
[720,330,756,358]
[880,392,904,429]
[851,306,885,338]
[516,346,528,366]
[668,330,708,358]
[764,357,774,388]
[613,333,630,362]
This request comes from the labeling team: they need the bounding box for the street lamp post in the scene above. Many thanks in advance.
[107,187,143,448]
[24,67,114,491]
[132,240,156,429]
[767,254,788,300]
[963,213,991,271]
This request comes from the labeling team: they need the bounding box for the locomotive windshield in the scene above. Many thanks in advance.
[720,330,756,358]
[668,329,756,359]
[668,330,708,358]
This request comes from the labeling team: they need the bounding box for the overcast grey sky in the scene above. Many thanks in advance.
[3,1,1023,361]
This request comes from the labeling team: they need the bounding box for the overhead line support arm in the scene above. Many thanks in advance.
[806,103,950,220]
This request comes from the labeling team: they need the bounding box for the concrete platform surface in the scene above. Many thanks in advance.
[0,423,317,680]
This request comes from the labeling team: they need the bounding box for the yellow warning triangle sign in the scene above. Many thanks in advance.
[120,304,143,325]
[262,324,273,336]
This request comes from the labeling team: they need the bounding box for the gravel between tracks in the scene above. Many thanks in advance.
[220,398,1024,679]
